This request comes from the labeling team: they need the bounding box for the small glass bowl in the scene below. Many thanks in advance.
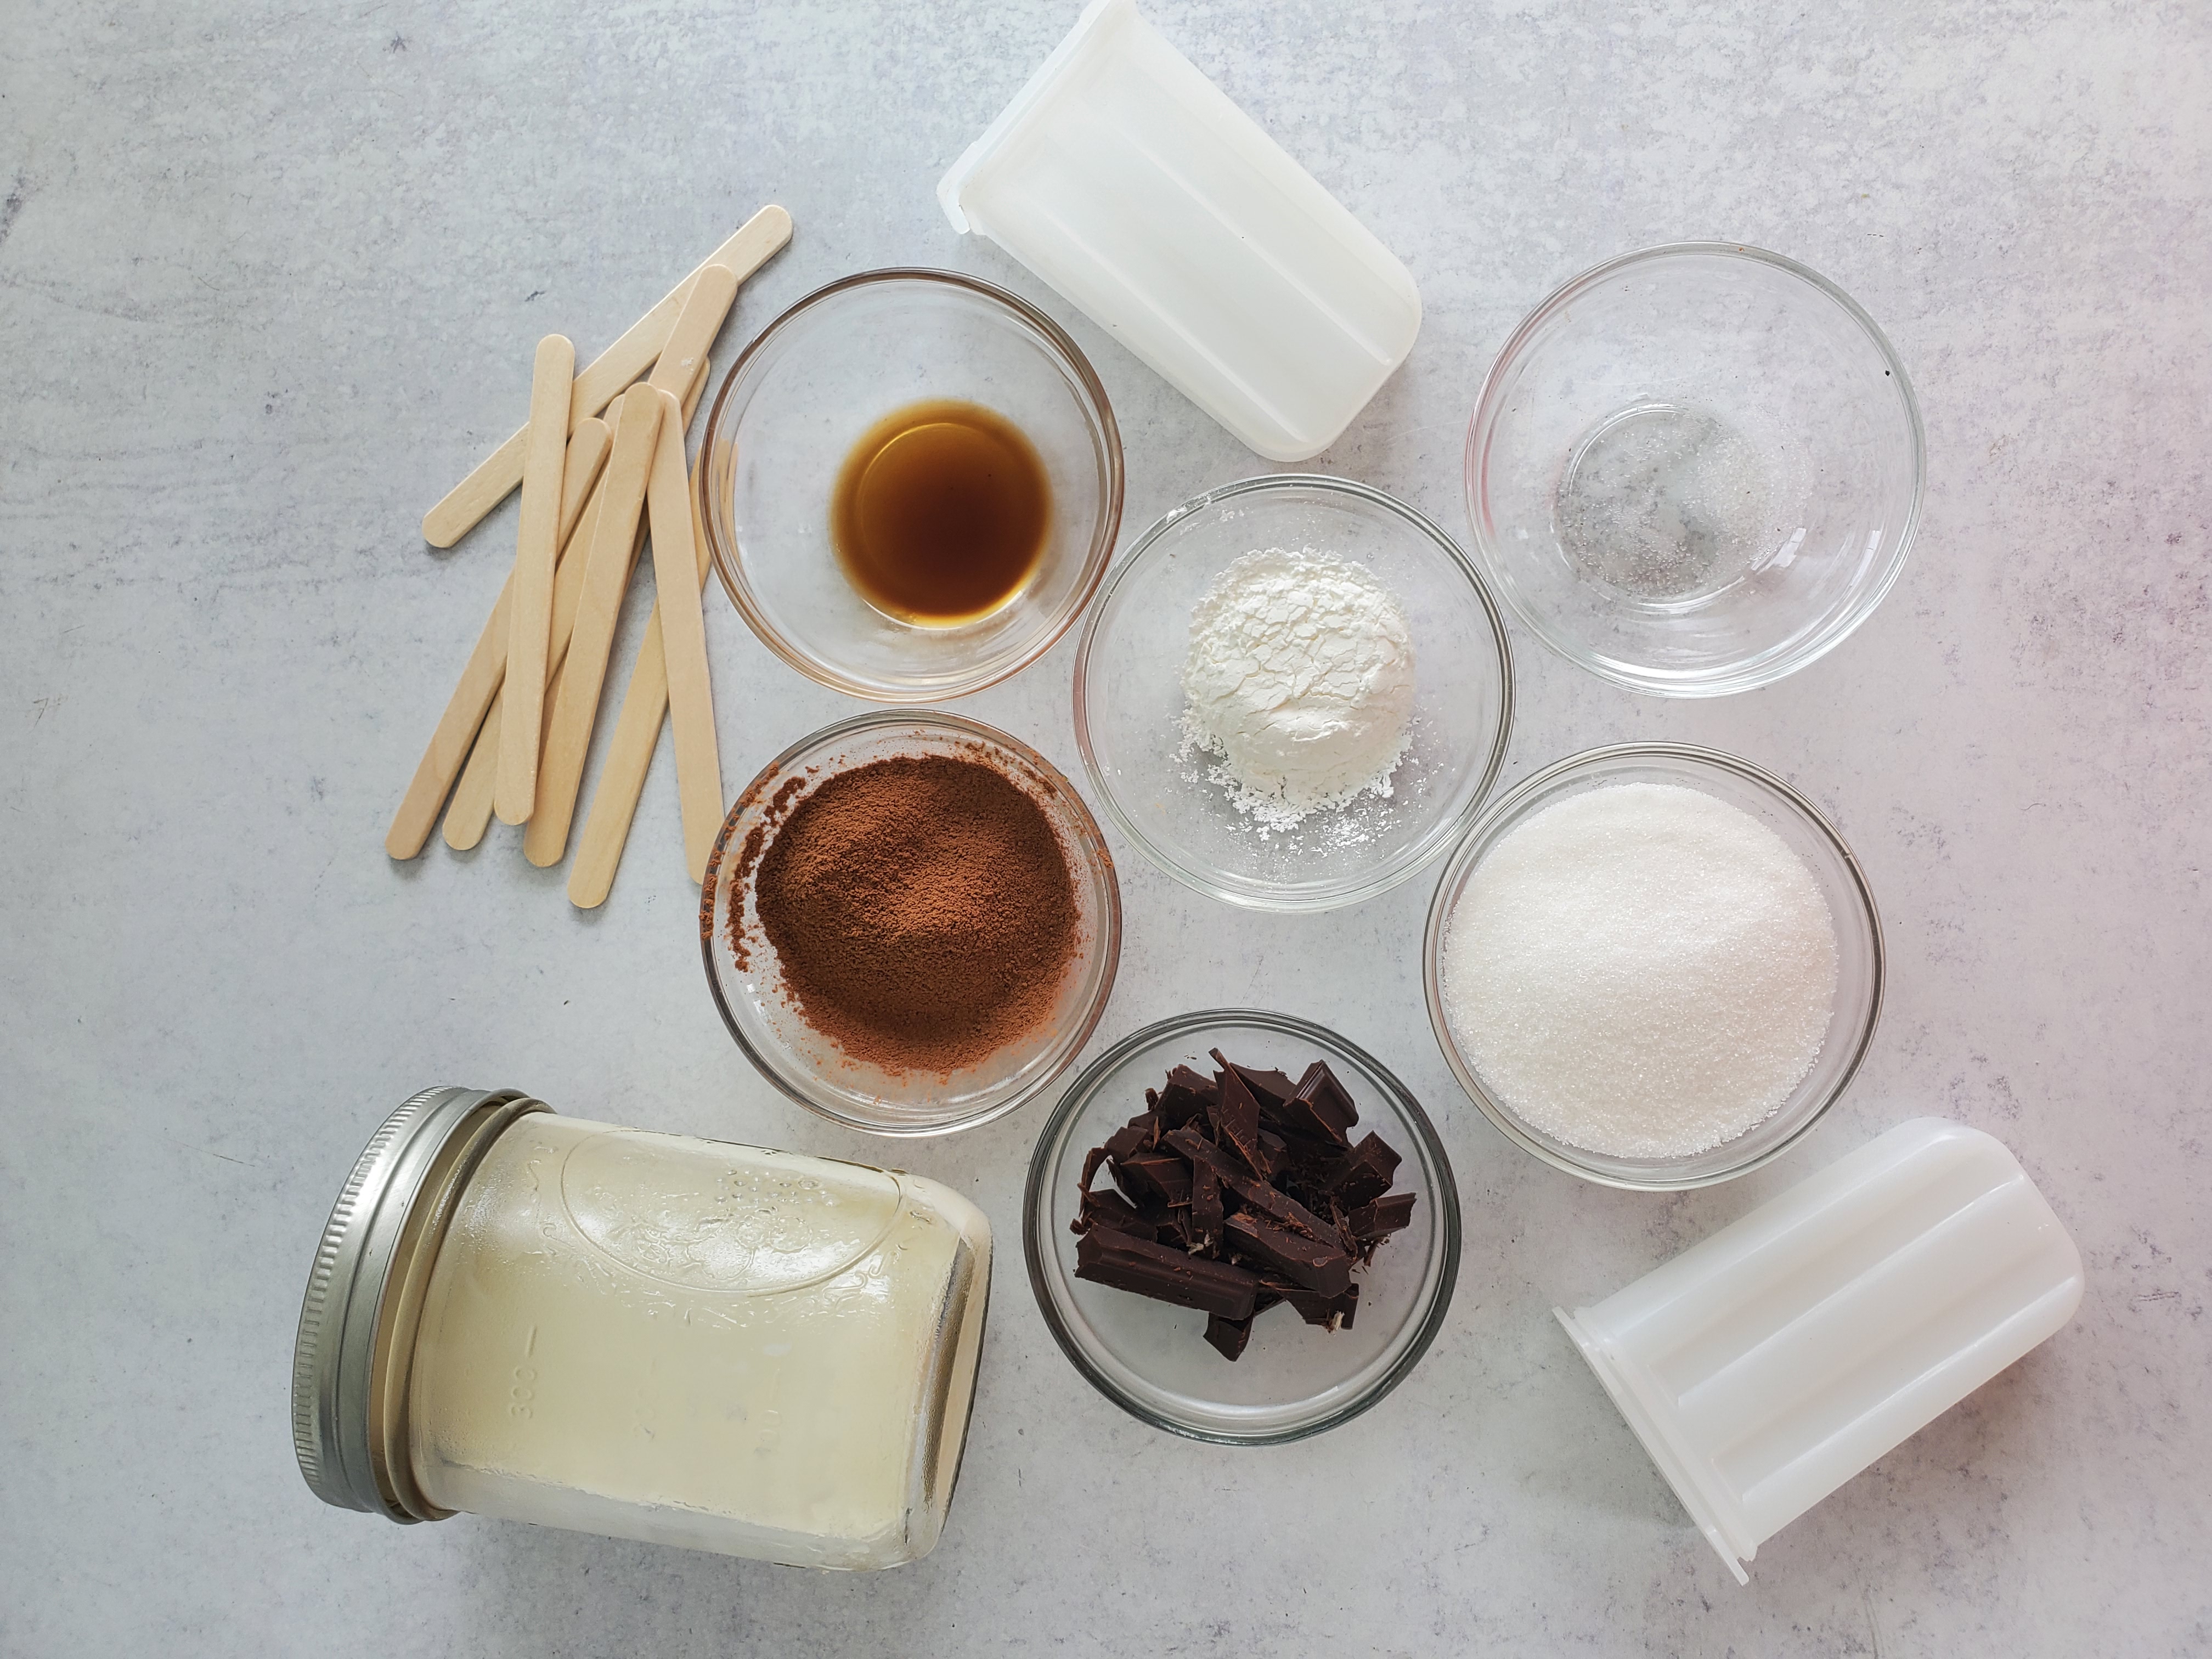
[1073,475,1514,912]
[1423,744,1884,1190]
[1024,1009,1461,1444]
[701,710,1122,1136]
[697,269,1124,702]
[1466,244,1924,696]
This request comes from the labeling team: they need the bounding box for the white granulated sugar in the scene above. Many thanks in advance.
[1180,548,1415,831]
[1441,782,1839,1159]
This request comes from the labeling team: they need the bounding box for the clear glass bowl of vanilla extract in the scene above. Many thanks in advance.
[697,270,1125,702]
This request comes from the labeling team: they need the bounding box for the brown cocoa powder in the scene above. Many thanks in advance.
[741,753,1080,1074]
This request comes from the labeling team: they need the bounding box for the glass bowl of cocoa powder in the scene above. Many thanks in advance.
[703,710,1122,1136]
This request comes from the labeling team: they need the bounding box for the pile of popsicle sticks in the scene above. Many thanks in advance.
[384,206,792,907]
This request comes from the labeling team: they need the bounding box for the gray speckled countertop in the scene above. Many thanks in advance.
[3,1,2208,1653]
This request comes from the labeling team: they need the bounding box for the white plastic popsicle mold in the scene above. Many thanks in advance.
[936,0,1421,462]
[1556,1118,2083,1583]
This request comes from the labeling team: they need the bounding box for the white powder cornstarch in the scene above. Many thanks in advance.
[1180,548,1415,831]
[1442,783,1839,1159]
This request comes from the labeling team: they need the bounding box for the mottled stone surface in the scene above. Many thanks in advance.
[2,1,2207,1654]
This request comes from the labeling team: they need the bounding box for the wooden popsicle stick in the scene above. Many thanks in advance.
[677,344,709,429]
[441,452,616,851]
[549,441,620,672]
[386,610,510,859]
[493,334,575,823]
[567,442,717,908]
[389,413,614,859]
[554,417,611,550]
[532,350,711,871]
[644,386,723,883]
[419,206,792,548]
[510,500,648,862]
[523,393,664,867]
[645,263,739,399]
[548,368,697,541]
[442,697,502,850]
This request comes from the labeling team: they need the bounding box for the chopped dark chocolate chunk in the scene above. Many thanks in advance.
[1289,1291,1338,1329]
[1273,1136,1346,1198]
[1074,1228,1261,1319]
[1163,1123,1240,1180]
[1203,1312,1252,1362]
[1209,1065,1273,1178]
[1190,1160,1223,1251]
[1346,1192,1415,1241]
[1106,1110,1159,1159]
[1256,1274,1356,1330]
[1073,1188,1151,1237]
[1082,1186,1185,1243]
[1328,1131,1403,1209]
[1220,1171,1338,1245]
[1165,1064,1218,1105]
[1114,1150,1192,1207]
[1210,1048,1300,1117]
[1103,1110,1159,1161]
[1154,1084,1207,1130]
[1138,1204,1186,1243]
[1070,1047,1415,1361]
[1272,1059,1357,1146]
[1223,1212,1352,1298]
[1107,1157,1146,1208]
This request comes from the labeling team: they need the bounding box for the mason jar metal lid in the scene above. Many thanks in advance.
[291,1086,546,1519]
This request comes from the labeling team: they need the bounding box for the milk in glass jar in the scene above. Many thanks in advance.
[291,1088,991,1568]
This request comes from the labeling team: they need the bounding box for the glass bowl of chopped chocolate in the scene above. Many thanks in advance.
[1024,1009,1460,1443]
[702,709,1122,1136]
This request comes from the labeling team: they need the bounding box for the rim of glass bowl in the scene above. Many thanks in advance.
[1462,241,1927,698]
[1022,1008,1463,1444]
[698,707,1124,1137]
[696,267,1126,703]
[1420,743,1887,1190]
[1071,472,1516,913]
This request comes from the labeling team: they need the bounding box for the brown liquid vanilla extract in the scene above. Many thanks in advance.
[830,398,1051,625]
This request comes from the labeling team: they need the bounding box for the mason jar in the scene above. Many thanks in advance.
[291,1088,992,1569]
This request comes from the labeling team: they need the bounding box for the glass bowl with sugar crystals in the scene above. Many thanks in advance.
[1423,744,1883,1190]
[1464,243,1923,696]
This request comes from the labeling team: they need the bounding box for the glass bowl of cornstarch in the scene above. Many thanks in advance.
[1423,744,1883,1189]
[1075,475,1514,912]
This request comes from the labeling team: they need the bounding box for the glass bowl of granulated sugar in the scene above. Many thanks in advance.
[1074,475,1515,912]
[1423,744,1884,1189]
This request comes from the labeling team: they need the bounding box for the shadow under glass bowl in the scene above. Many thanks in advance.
[1422,744,1884,1190]
[698,268,1124,702]
[1465,243,1924,696]
[1074,474,1514,912]
[701,709,1122,1137]
[1024,1009,1461,1444]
